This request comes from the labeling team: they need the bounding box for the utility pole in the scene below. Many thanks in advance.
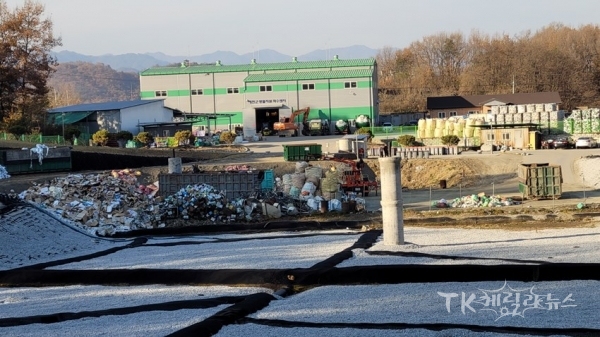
[512,74,515,94]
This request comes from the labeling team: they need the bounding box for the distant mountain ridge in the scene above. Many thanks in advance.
[51,45,380,72]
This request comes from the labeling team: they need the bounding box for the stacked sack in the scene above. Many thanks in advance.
[320,166,341,200]
[304,166,323,198]
[282,174,293,195]
[290,161,308,198]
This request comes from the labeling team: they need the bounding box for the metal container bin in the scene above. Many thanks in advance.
[282,143,322,161]
[158,171,262,199]
[261,169,274,191]
[518,163,562,199]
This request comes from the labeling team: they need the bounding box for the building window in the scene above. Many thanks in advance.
[438,112,446,118]
[502,132,511,140]
[191,89,203,95]
[487,133,495,141]
[449,111,457,117]
[163,130,170,137]
[344,81,357,88]
[155,90,167,97]
[302,83,315,90]
[259,85,272,92]
[468,111,477,115]
[227,87,239,94]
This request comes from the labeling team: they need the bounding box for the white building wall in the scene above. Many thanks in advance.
[121,101,173,134]
[297,80,331,118]
[215,72,247,113]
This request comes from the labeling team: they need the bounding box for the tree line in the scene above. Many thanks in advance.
[377,23,600,113]
[3,0,600,137]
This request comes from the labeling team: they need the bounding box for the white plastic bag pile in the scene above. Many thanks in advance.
[433,193,518,208]
[0,165,9,180]
[160,183,250,222]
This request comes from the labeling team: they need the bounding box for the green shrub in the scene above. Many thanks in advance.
[7,125,28,138]
[116,130,134,141]
[397,134,416,146]
[92,129,110,146]
[441,135,460,145]
[135,132,153,145]
[355,127,373,140]
[219,131,237,144]
[174,130,194,146]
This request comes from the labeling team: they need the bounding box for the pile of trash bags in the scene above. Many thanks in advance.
[433,193,519,208]
[0,165,9,180]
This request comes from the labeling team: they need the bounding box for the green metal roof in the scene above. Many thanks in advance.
[244,69,374,82]
[140,58,376,76]
[51,111,94,125]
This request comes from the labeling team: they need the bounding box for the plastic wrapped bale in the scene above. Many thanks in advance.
[295,161,309,173]
[289,186,301,198]
[306,197,320,211]
[282,174,293,194]
[301,181,317,197]
[0,165,10,180]
[291,173,306,189]
[329,199,342,211]
[304,166,323,187]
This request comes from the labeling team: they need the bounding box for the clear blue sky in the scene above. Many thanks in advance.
[5,0,600,56]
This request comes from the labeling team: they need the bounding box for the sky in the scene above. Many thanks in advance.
[4,0,600,57]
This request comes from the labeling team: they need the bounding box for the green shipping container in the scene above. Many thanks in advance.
[518,163,562,199]
[282,143,322,161]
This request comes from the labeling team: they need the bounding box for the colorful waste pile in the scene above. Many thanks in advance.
[19,169,161,235]
[16,160,369,235]
[433,193,519,208]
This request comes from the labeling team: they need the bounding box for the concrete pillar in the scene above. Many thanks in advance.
[378,156,404,245]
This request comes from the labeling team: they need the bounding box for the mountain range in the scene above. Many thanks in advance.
[51,45,381,72]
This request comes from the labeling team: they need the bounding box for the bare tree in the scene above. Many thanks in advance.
[0,0,62,131]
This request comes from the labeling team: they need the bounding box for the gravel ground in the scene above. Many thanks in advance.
[0,285,270,318]
[0,204,128,270]
[48,233,360,270]
[1,201,599,336]
[339,226,600,267]
[248,281,598,329]
[216,325,570,337]
[1,307,229,337]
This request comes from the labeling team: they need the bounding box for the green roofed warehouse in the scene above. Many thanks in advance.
[139,56,378,137]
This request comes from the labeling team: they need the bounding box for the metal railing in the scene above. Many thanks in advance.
[0,132,91,146]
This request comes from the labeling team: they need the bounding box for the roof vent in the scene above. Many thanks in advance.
[333,55,339,60]
[251,59,256,64]
[215,60,222,66]
[292,57,298,62]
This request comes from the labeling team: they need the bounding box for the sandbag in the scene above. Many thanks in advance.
[289,186,301,198]
[295,161,309,173]
[306,197,320,211]
[320,177,339,193]
[305,166,323,187]
[301,181,317,196]
[291,173,306,189]
[329,199,342,211]
[261,203,282,218]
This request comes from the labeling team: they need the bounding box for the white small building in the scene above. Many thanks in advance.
[48,99,175,135]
